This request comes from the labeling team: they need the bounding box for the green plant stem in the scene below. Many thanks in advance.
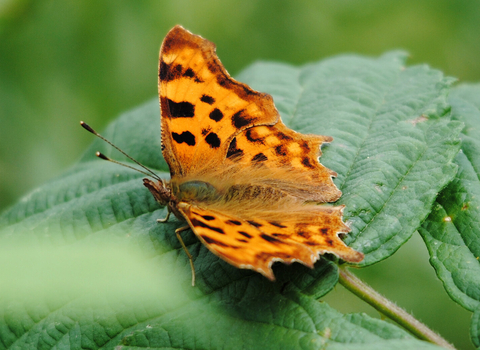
[338,266,455,350]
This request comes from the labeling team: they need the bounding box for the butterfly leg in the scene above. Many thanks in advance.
[175,225,196,286]
[157,208,171,223]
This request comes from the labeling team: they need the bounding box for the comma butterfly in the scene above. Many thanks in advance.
[83,25,363,286]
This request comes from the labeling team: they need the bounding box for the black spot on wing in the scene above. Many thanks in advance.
[174,64,183,74]
[245,129,264,144]
[232,109,254,129]
[226,137,244,160]
[301,157,315,169]
[275,144,287,156]
[191,218,225,234]
[275,131,293,141]
[247,220,262,228]
[227,220,242,226]
[297,230,310,238]
[182,68,203,83]
[167,99,195,118]
[300,141,310,153]
[205,132,221,148]
[209,108,224,122]
[159,61,184,82]
[201,235,229,247]
[261,234,281,243]
[159,61,203,83]
[216,74,228,87]
[252,153,268,163]
[172,131,196,146]
[201,215,215,221]
[238,231,253,238]
[159,60,169,81]
[201,95,215,105]
[269,221,287,228]
[183,68,195,78]
[321,228,329,235]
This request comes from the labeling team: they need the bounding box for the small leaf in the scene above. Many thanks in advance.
[419,84,480,312]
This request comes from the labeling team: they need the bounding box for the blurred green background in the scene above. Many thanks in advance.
[1,0,478,349]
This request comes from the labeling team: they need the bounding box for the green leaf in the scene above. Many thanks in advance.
[419,84,480,311]
[238,52,461,266]
[418,83,480,345]
[0,286,443,350]
[0,54,458,349]
[419,154,480,312]
[471,306,480,349]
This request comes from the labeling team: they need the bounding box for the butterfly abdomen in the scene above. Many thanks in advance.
[222,184,288,203]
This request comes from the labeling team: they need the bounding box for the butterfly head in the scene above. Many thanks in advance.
[143,178,171,206]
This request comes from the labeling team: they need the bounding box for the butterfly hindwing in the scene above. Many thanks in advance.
[177,202,363,280]
[177,203,316,280]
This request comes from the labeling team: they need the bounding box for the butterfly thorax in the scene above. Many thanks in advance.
[144,178,222,220]
[173,180,221,203]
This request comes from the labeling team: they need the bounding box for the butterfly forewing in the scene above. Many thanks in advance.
[159,26,279,178]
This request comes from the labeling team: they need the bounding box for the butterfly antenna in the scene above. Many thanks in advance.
[80,121,162,182]
[95,152,158,178]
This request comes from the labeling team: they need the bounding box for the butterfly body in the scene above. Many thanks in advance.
[144,25,364,281]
